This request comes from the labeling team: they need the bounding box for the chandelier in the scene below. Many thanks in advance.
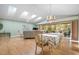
[47,16,56,22]
[47,4,56,22]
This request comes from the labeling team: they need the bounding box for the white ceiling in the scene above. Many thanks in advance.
[0,4,79,24]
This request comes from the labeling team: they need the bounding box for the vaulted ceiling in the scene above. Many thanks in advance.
[0,4,79,24]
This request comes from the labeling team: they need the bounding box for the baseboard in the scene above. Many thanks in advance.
[71,40,79,43]
[11,35,23,38]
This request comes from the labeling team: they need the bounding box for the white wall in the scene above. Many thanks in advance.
[0,19,36,37]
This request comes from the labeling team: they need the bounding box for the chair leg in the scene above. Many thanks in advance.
[51,45,53,55]
[35,44,37,55]
[49,44,52,55]
[41,44,43,55]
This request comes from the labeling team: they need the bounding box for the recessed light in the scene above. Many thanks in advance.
[20,11,28,18]
[8,6,17,15]
[37,17,42,20]
[34,17,42,22]
[31,14,37,18]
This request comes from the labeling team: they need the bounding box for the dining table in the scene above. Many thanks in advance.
[41,33,62,47]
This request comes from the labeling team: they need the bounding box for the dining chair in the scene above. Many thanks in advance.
[48,37,56,55]
[35,34,49,55]
[48,35,63,54]
[56,35,63,49]
[48,40,53,55]
[35,34,44,55]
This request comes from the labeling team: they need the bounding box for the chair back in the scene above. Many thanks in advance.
[35,34,43,46]
[55,34,63,48]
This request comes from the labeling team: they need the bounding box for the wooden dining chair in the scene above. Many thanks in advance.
[35,34,44,55]
[48,35,63,55]
[48,40,53,55]
[35,34,48,54]
[56,35,63,49]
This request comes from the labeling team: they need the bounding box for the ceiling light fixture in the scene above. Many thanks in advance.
[31,14,37,18]
[21,11,28,16]
[20,11,28,18]
[8,6,17,16]
[47,16,56,21]
[34,17,42,22]
[37,17,42,20]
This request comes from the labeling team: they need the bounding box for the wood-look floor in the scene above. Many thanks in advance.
[0,37,79,55]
